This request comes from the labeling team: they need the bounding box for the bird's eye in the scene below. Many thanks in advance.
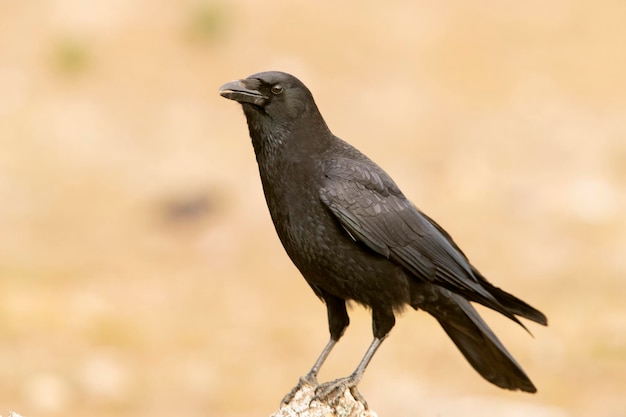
[271,85,284,95]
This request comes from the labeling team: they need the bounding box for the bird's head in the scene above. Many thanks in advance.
[219,71,332,158]
[219,71,323,126]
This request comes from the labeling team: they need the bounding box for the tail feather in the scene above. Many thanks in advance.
[420,288,538,393]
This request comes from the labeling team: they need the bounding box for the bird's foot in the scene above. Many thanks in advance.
[280,374,318,407]
[313,375,368,409]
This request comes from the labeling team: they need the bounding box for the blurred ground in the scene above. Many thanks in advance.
[1,1,625,416]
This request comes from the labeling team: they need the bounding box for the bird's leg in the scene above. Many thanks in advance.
[303,337,337,384]
[281,294,349,406]
[314,307,394,408]
[280,337,337,405]
[313,335,387,408]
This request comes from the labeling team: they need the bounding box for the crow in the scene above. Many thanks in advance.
[219,71,547,405]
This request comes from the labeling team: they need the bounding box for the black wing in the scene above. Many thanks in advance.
[319,156,523,323]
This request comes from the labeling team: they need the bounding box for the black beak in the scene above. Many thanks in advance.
[219,79,268,106]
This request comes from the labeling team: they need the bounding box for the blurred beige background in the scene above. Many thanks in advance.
[1,1,625,416]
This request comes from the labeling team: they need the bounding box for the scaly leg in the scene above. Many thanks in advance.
[314,335,387,408]
[280,337,338,405]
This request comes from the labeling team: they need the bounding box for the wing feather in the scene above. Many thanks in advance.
[320,157,518,318]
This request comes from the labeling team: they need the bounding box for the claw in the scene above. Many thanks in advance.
[280,374,319,406]
[312,376,368,409]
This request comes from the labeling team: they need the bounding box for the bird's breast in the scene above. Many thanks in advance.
[255,149,410,308]
[258,156,336,256]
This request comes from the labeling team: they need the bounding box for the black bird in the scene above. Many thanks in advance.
[219,71,547,404]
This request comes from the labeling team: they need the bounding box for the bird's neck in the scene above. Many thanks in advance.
[247,111,332,169]
[246,109,332,231]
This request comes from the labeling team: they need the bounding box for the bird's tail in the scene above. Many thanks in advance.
[420,289,538,393]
